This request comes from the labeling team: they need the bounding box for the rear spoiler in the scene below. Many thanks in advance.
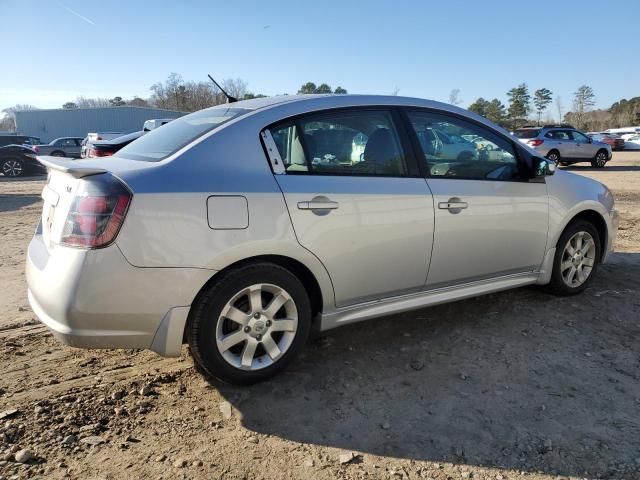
[36,156,107,179]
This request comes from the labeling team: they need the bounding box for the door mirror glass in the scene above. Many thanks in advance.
[532,156,556,177]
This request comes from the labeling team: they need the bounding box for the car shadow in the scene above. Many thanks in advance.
[209,252,640,479]
[0,194,42,213]
[562,165,640,172]
[0,174,46,183]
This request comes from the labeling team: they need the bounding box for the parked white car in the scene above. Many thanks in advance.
[624,135,640,149]
[81,132,124,158]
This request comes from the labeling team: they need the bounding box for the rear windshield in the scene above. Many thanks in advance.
[114,107,249,161]
[513,129,541,139]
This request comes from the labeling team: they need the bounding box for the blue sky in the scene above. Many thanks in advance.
[2,0,638,117]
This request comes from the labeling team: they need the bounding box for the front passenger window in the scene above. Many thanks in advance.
[407,111,521,180]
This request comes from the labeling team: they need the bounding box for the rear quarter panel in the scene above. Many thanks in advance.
[113,119,337,309]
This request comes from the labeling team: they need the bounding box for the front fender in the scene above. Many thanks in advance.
[545,169,616,259]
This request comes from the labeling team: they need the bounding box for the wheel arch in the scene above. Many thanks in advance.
[186,254,325,335]
[566,209,608,261]
[546,148,560,158]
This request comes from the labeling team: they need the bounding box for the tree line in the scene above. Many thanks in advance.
[0,75,349,131]
[466,84,639,132]
[2,74,638,134]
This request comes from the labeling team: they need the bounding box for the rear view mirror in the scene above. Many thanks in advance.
[532,156,556,177]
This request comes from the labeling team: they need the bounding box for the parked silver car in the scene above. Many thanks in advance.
[27,95,619,384]
[33,137,84,158]
[513,125,612,168]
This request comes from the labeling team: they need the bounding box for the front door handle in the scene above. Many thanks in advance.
[438,197,468,214]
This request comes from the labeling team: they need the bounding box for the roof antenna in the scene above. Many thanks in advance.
[208,74,238,103]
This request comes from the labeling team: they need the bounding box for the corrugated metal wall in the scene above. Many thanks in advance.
[14,107,185,143]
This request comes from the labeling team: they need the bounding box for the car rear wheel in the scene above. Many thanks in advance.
[546,220,601,296]
[546,150,561,164]
[591,150,608,168]
[1,158,25,177]
[187,263,312,385]
[51,151,65,157]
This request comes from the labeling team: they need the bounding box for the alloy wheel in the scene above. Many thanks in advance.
[560,231,596,287]
[215,283,298,370]
[2,160,23,177]
[547,152,559,164]
[595,151,607,167]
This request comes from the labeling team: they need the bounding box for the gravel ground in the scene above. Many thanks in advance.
[0,152,639,480]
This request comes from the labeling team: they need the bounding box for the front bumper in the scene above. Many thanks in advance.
[26,234,213,356]
[603,208,619,263]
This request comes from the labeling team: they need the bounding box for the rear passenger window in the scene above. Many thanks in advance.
[545,130,570,140]
[269,110,408,176]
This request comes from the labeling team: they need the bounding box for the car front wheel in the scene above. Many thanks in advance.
[187,263,312,385]
[1,158,25,177]
[547,220,601,296]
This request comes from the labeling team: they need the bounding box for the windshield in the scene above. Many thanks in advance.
[513,129,541,139]
[114,107,249,161]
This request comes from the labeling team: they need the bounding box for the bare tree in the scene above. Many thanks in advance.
[221,78,248,100]
[449,89,462,106]
[391,86,400,96]
[1,104,38,131]
[74,96,111,108]
[555,96,564,123]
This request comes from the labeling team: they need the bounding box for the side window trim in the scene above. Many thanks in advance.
[260,129,286,174]
[399,106,529,182]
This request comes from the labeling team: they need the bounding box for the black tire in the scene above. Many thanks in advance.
[187,262,312,385]
[50,151,66,157]
[591,149,608,168]
[1,158,25,177]
[546,220,601,296]
[546,150,561,164]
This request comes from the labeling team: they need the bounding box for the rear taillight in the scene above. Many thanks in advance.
[32,145,39,153]
[61,174,131,249]
[527,139,544,147]
[88,148,113,158]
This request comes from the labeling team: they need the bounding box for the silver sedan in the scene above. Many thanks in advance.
[26,95,619,384]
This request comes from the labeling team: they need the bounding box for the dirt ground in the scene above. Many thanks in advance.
[0,152,639,480]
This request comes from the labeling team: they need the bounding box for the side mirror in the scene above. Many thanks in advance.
[532,156,556,177]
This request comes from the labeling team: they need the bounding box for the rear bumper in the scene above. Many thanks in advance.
[26,234,214,356]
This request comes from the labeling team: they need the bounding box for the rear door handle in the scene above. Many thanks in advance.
[297,200,339,210]
[438,198,468,214]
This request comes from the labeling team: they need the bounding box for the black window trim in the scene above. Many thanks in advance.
[261,105,422,179]
[398,107,535,183]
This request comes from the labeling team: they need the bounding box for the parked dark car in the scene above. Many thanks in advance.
[87,131,144,158]
[0,135,40,148]
[0,144,45,177]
